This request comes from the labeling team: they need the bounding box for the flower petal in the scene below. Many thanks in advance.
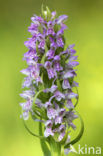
[54,91,65,101]
[47,108,57,119]
[62,79,71,89]
[58,131,65,141]
[57,15,68,24]
[44,128,54,137]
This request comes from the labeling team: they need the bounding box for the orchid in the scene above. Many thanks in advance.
[20,6,84,156]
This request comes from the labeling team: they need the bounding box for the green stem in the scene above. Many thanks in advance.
[50,137,61,156]
[50,145,61,156]
[61,146,65,156]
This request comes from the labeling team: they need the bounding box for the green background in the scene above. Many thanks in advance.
[0,0,103,155]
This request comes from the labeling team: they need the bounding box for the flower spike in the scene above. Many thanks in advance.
[20,6,84,155]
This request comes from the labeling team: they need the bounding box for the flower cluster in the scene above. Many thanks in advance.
[20,7,79,147]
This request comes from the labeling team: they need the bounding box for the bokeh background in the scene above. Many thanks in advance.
[0,0,103,155]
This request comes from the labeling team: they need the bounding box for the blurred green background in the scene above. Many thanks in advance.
[0,0,103,155]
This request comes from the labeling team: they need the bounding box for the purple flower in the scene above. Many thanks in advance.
[69,48,76,54]
[66,99,74,109]
[20,99,32,111]
[22,77,32,88]
[24,37,36,49]
[24,48,38,60]
[58,131,65,141]
[55,108,65,125]
[26,58,37,65]
[59,108,66,116]
[57,15,68,24]
[38,40,45,49]
[31,15,44,24]
[49,37,57,49]
[50,85,58,93]
[69,122,76,130]
[66,92,78,99]
[35,98,44,108]
[54,61,63,71]
[46,49,55,59]
[44,61,57,79]
[28,23,39,35]
[45,120,53,127]
[36,33,45,49]
[45,101,52,108]
[44,85,57,93]
[48,68,57,79]
[72,81,79,87]
[30,66,41,81]
[20,90,34,99]
[54,91,65,101]
[69,55,78,61]
[44,61,52,69]
[53,56,63,72]
[68,44,75,49]
[47,21,53,27]
[61,23,67,30]
[20,68,30,76]
[44,127,54,137]
[46,21,55,36]
[47,107,57,119]
[57,23,67,36]
[22,111,29,120]
[57,29,64,36]
[56,36,64,48]
[65,111,78,130]
[55,116,63,125]
[63,71,74,79]
[68,61,79,67]
[60,48,69,56]
[65,111,78,124]
[51,11,56,19]
[62,79,71,89]
[47,28,55,36]
[54,55,60,61]
[59,124,66,132]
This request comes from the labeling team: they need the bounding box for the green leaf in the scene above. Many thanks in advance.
[49,137,61,156]
[23,119,45,139]
[41,4,47,19]
[42,68,52,88]
[33,90,43,104]
[46,6,51,21]
[56,79,62,92]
